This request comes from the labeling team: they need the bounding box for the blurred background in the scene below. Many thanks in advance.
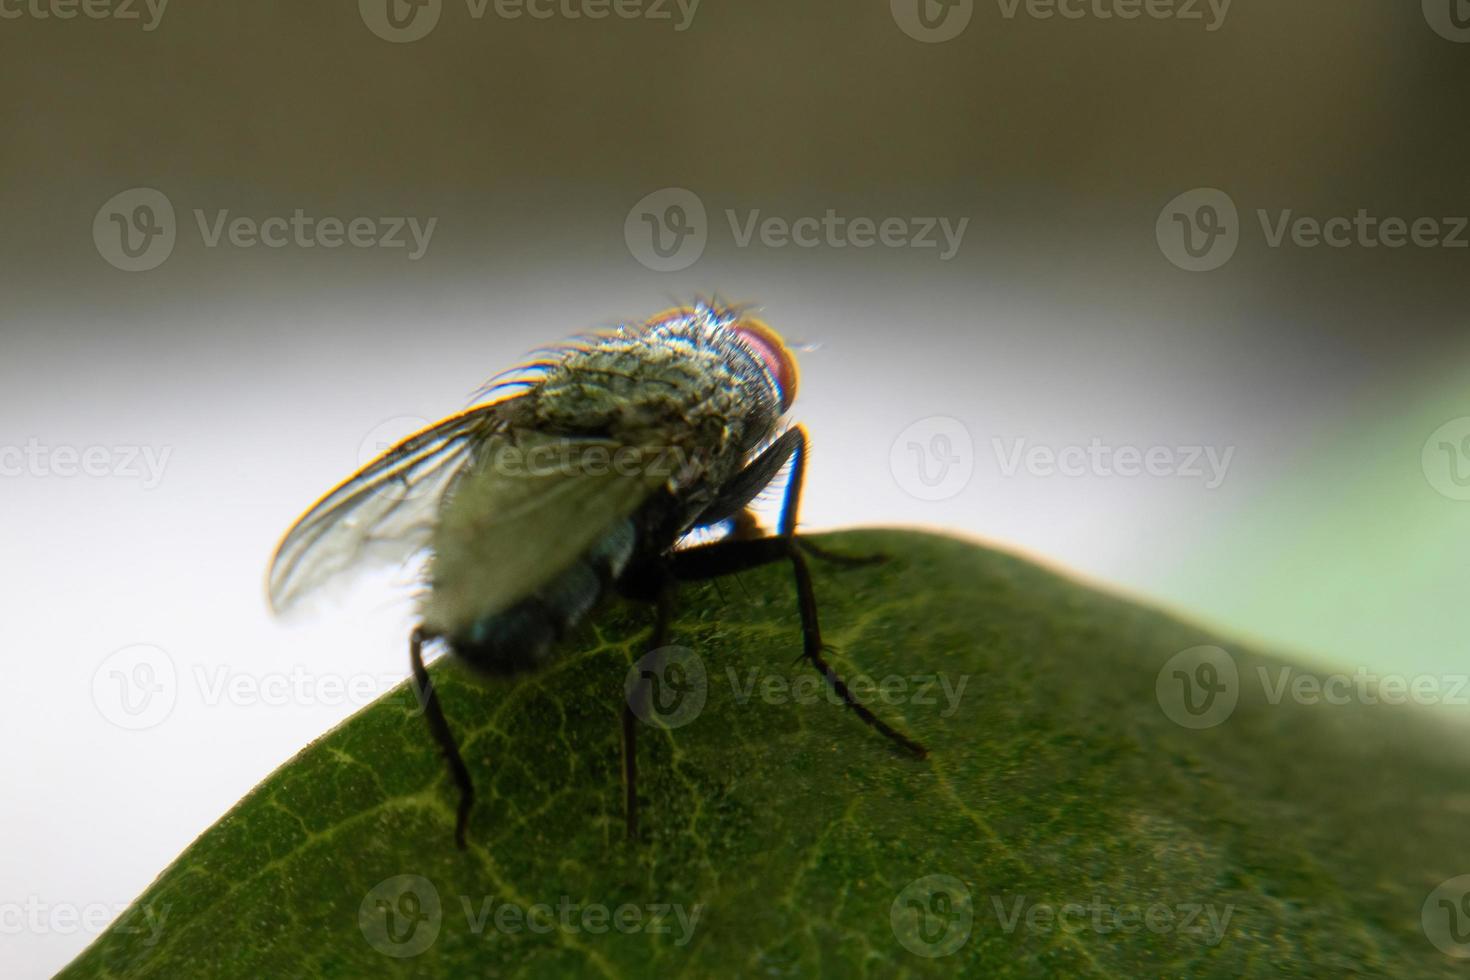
[4,0,1470,974]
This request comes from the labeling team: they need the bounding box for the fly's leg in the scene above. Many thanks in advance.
[670,425,928,759]
[623,582,675,840]
[693,427,885,567]
[409,627,475,849]
[731,510,883,567]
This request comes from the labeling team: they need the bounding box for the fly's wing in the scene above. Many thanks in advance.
[266,405,508,615]
[420,431,676,636]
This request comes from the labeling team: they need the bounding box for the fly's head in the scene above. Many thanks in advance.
[728,315,799,415]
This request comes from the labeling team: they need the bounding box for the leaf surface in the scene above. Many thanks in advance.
[59,530,1470,978]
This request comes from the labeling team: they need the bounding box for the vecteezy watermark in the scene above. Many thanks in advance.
[727,210,968,261]
[0,438,172,489]
[1155,188,1239,272]
[889,418,1234,501]
[358,875,703,957]
[1158,187,1470,272]
[458,895,702,945]
[92,188,177,272]
[988,894,1235,946]
[993,437,1235,489]
[890,0,974,42]
[727,667,970,718]
[191,665,410,710]
[357,414,436,499]
[0,0,169,30]
[1257,667,1470,708]
[1155,645,1239,729]
[93,188,437,272]
[1423,875,1470,957]
[92,644,418,731]
[623,187,708,272]
[1423,417,1470,501]
[891,0,1230,43]
[1423,0,1470,43]
[890,874,973,957]
[993,0,1231,30]
[360,876,442,958]
[0,898,169,944]
[1157,645,1470,730]
[484,441,692,481]
[93,644,178,731]
[358,416,431,469]
[624,649,959,729]
[625,646,708,729]
[358,0,699,43]
[624,187,969,272]
[890,416,975,502]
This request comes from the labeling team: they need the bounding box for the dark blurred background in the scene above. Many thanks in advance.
[4,2,1470,974]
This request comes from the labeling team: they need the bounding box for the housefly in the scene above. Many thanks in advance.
[266,301,927,848]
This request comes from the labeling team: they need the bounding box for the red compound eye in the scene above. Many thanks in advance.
[734,317,799,413]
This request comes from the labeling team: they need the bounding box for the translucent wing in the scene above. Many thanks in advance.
[420,431,678,635]
[267,405,508,614]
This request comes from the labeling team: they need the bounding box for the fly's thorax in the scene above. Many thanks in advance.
[530,331,782,485]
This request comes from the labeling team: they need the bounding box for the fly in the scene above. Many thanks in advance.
[266,301,927,848]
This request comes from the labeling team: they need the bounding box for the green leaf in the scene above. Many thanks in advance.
[60,530,1470,977]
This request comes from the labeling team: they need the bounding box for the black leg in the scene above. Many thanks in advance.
[670,425,928,759]
[621,695,637,840]
[409,627,475,850]
[692,428,803,529]
[624,581,675,840]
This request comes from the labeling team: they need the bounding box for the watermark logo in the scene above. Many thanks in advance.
[625,646,707,729]
[1160,189,1470,271]
[891,874,973,957]
[995,0,1231,30]
[891,0,974,43]
[890,416,975,502]
[358,415,434,499]
[727,209,967,260]
[992,437,1234,489]
[192,209,436,258]
[1258,666,1469,708]
[93,188,438,271]
[1156,188,1239,272]
[1156,645,1238,729]
[1423,417,1470,501]
[625,188,969,271]
[0,0,169,30]
[92,644,177,731]
[360,0,443,42]
[990,894,1233,945]
[360,875,442,957]
[459,894,702,942]
[94,188,176,272]
[728,667,969,717]
[491,0,700,29]
[359,415,431,468]
[0,439,172,488]
[95,651,418,728]
[1423,0,1470,43]
[1424,875,1470,957]
[624,187,708,272]
[363,0,699,43]
[0,898,169,944]
[359,878,703,952]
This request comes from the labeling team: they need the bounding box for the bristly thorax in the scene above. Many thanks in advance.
[529,304,785,489]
